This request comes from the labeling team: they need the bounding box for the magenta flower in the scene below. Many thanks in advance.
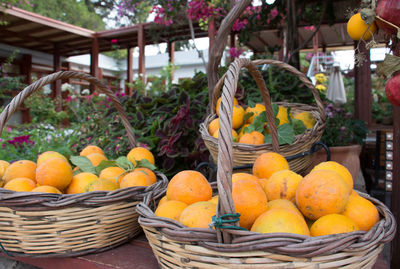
[111,39,118,44]
[229,47,244,58]
[270,8,279,19]
[304,25,315,31]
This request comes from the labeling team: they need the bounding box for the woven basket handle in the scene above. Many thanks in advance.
[0,71,137,147]
[212,59,325,122]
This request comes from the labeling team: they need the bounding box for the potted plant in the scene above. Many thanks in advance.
[312,103,368,181]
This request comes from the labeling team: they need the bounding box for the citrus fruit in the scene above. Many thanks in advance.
[253,152,289,179]
[99,166,125,184]
[66,172,98,194]
[37,151,68,166]
[155,200,188,221]
[3,160,36,184]
[347,12,377,41]
[296,170,350,220]
[342,195,379,231]
[276,106,290,125]
[80,145,105,157]
[216,97,238,116]
[239,131,265,145]
[310,214,359,236]
[232,173,260,184]
[267,199,303,219]
[179,201,217,228]
[208,195,218,205]
[212,129,238,142]
[134,167,156,184]
[86,153,108,167]
[158,195,169,207]
[232,105,245,129]
[4,177,36,192]
[120,170,153,188]
[31,185,62,194]
[166,170,212,205]
[208,118,219,136]
[245,104,266,124]
[311,161,353,190]
[263,170,303,202]
[127,147,155,165]
[232,178,268,229]
[0,160,10,186]
[85,178,119,191]
[36,158,73,190]
[294,111,316,129]
[251,208,310,236]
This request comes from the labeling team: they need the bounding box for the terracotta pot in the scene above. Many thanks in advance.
[310,144,362,182]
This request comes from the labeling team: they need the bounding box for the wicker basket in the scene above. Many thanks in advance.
[137,59,396,268]
[0,71,168,257]
[199,59,326,174]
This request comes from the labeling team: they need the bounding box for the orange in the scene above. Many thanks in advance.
[212,129,238,142]
[208,195,219,205]
[99,166,126,184]
[239,131,265,145]
[294,112,315,129]
[276,106,290,125]
[179,201,217,228]
[268,199,303,219]
[31,185,62,194]
[311,161,353,190]
[155,200,188,221]
[251,208,310,236]
[166,170,212,205]
[37,151,68,166]
[253,152,289,179]
[0,160,10,178]
[4,177,36,192]
[232,173,260,184]
[208,118,219,136]
[86,153,108,167]
[347,12,376,41]
[232,179,268,229]
[232,105,245,129]
[342,195,379,231]
[85,178,119,192]
[80,145,105,157]
[310,214,359,236]
[134,167,157,184]
[36,158,73,191]
[120,170,153,188]
[3,160,36,183]
[127,147,155,165]
[216,97,238,116]
[350,190,360,197]
[296,170,350,221]
[263,170,303,202]
[245,104,266,124]
[158,195,169,207]
[66,172,98,194]
[238,123,250,138]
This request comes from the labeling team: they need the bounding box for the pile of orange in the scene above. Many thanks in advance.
[209,97,316,145]
[156,152,380,237]
[0,145,158,195]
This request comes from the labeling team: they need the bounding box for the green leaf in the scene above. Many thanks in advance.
[287,107,292,124]
[73,168,83,176]
[272,104,279,117]
[243,112,254,123]
[135,159,157,170]
[70,156,96,174]
[248,100,256,108]
[95,160,117,174]
[116,156,135,171]
[277,124,295,145]
[292,118,307,135]
[248,111,267,133]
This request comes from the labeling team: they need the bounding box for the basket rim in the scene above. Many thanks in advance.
[137,190,396,257]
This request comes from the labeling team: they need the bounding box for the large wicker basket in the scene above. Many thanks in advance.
[199,59,326,174]
[137,59,396,268]
[0,71,168,257]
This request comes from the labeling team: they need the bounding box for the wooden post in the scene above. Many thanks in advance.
[126,47,133,95]
[354,41,372,125]
[138,24,145,82]
[390,47,400,269]
[229,32,235,63]
[167,41,175,82]
[53,43,62,112]
[208,16,216,53]
[20,54,32,123]
[90,37,99,92]
[285,0,300,69]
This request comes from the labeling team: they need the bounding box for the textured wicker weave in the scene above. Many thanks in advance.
[137,59,396,268]
[0,71,168,257]
[199,59,326,173]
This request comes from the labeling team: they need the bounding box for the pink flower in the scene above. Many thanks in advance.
[66,96,72,103]
[111,39,118,44]
[229,47,243,58]
[270,8,279,19]
[304,25,315,31]
[6,127,12,132]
